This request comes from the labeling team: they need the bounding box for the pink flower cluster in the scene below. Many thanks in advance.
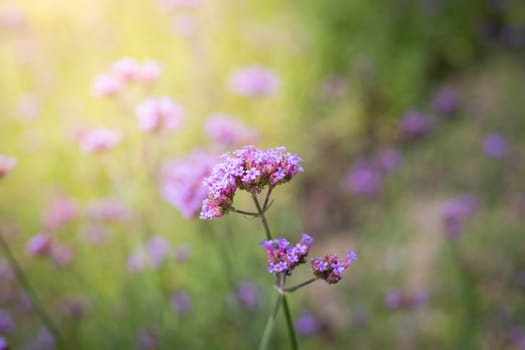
[135,96,184,132]
[261,233,313,274]
[311,250,358,284]
[161,150,218,218]
[229,65,280,97]
[26,233,74,267]
[42,194,78,231]
[92,57,162,97]
[440,194,478,238]
[200,146,303,219]
[0,155,16,178]
[204,114,259,147]
[78,128,122,153]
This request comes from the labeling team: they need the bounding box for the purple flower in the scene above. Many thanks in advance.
[78,128,122,153]
[127,250,146,272]
[229,65,280,97]
[236,281,261,310]
[432,86,461,116]
[42,194,77,231]
[295,310,319,335]
[0,310,14,333]
[375,147,402,173]
[399,110,433,139]
[147,235,170,268]
[385,289,427,309]
[88,198,131,222]
[50,243,74,266]
[261,233,313,275]
[137,60,162,84]
[311,250,357,284]
[137,329,159,350]
[161,150,218,218]
[204,114,259,147]
[26,233,52,257]
[0,154,17,178]
[482,132,509,159]
[34,327,55,349]
[0,336,7,350]
[135,96,184,132]
[200,146,303,219]
[440,194,477,238]
[343,159,383,197]
[170,289,191,314]
[91,73,122,97]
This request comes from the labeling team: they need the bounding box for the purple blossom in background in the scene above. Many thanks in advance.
[343,159,383,197]
[261,233,313,275]
[88,198,131,222]
[482,132,509,159]
[385,289,427,309]
[440,194,478,238]
[170,289,191,314]
[200,146,303,219]
[50,243,74,266]
[0,154,16,178]
[311,250,357,284]
[399,110,433,139]
[111,57,140,83]
[135,97,184,132]
[229,65,280,97]
[376,147,402,173]
[127,250,146,272]
[42,194,77,231]
[161,150,218,218]
[147,235,170,268]
[78,128,122,153]
[137,329,159,350]
[0,310,14,333]
[432,86,461,116]
[204,114,259,147]
[26,233,52,257]
[174,244,192,262]
[137,60,162,84]
[0,336,7,350]
[33,327,55,350]
[91,73,122,97]
[295,310,319,335]
[236,281,261,310]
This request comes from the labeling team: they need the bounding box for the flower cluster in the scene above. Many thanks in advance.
[482,132,509,159]
[200,146,303,219]
[92,57,161,97]
[398,110,433,140]
[78,128,122,153]
[311,250,358,284]
[161,150,218,218]
[261,233,313,275]
[229,65,280,97]
[204,114,259,147]
[0,154,17,178]
[440,194,478,238]
[135,96,185,132]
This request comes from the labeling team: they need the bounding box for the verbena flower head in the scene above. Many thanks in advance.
[295,310,319,335]
[111,57,140,83]
[399,110,433,139]
[42,194,77,231]
[161,150,217,218]
[0,336,7,350]
[440,194,478,238]
[432,86,461,116]
[261,233,313,275]
[200,146,303,219]
[26,233,52,257]
[482,132,509,159]
[0,154,17,178]
[229,65,280,97]
[170,289,191,314]
[311,250,357,284]
[343,158,383,197]
[137,59,162,83]
[0,310,14,333]
[135,96,184,132]
[78,128,122,153]
[204,114,259,147]
[91,73,122,97]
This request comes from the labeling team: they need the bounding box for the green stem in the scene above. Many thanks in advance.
[251,193,272,241]
[258,293,283,350]
[284,278,318,293]
[282,296,299,350]
[0,234,65,349]
[251,193,299,350]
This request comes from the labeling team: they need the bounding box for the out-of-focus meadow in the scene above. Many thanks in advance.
[1,0,525,349]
